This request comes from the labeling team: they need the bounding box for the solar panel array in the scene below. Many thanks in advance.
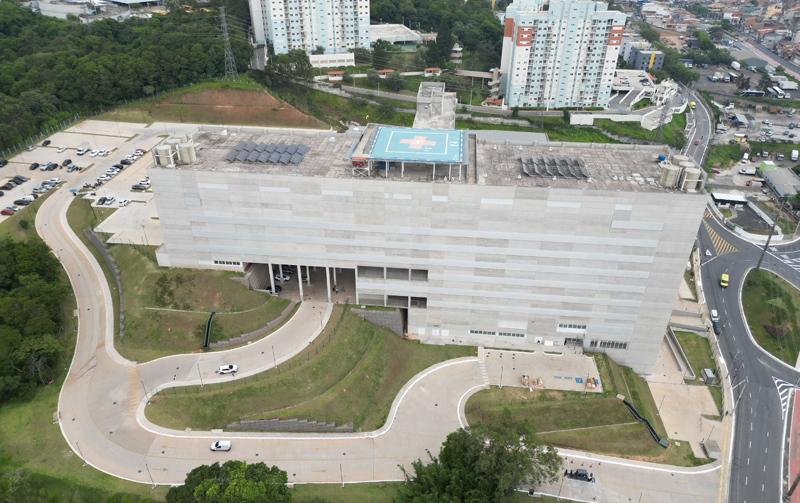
[521,155,589,178]
[224,142,310,165]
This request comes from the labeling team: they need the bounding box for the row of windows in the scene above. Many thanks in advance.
[589,340,628,350]
[469,330,497,336]
[558,324,587,330]
[214,260,241,266]
[498,332,525,338]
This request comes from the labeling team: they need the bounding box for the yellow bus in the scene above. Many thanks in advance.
[690,102,696,109]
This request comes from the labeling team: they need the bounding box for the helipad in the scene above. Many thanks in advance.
[366,126,465,164]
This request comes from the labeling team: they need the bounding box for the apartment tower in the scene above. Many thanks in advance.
[249,0,370,55]
[500,0,626,109]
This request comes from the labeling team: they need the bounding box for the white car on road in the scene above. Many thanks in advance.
[210,441,231,451]
[97,175,110,181]
[218,365,238,374]
[89,150,99,157]
[57,146,66,153]
[97,149,108,156]
[118,199,130,207]
[138,179,150,186]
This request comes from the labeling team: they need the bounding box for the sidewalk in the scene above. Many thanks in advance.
[790,390,800,503]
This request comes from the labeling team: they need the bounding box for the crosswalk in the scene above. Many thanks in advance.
[774,377,795,420]
[127,366,142,413]
[773,251,800,273]
[703,216,739,256]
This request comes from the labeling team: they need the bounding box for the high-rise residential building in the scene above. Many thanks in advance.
[249,0,371,55]
[500,0,626,109]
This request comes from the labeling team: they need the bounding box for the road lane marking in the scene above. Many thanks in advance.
[703,219,739,256]
[773,377,795,419]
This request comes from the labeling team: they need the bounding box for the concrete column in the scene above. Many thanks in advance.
[459,164,462,181]
[325,266,332,302]
[448,164,452,180]
[401,161,404,179]
[306,265,311,284]
[355,271,359,304]
[432,163,435,180]
[333,267,337,287]
[268,262,276,293]
[297,264,304,298]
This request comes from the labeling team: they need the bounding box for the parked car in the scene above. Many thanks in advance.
[105,169,119,175]
[120,159,132,165]
[5,206,20,212]
[97,175,111,181]
[118,199,130,207]
[281,266,295,274]
[42,140,51,146]
[134,148,146,154]
[66,165,78,172]
[57,146,66,153]
[125,155,138,161]
[712,320,722,335]
[275,274,291,282]
[104,196,115,205]
[0,159,7,167]
[13,176,28,183]
[131,184,147,191]
[46,163,56,171]
[265,285,283,295]
[97,149,108,156]
[29,163,39,170]
[62,158,72,166]
[32,187,46,194]
[89,150,99,157]
[711,169,721,174]
[210,441,231,451]
[13,199,30,206]
[47,178,61,185]
[26,146,36,151]
[0,209,14,216]
[97,197,107,205]
[218,365,238,374]
[111,164,123,170]
[0,185,13,191]
[138,179,150,186]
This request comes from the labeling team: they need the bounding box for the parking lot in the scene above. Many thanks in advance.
[0,120,199,244]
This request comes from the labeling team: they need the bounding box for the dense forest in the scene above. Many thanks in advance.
[0,2,251,151]
[0,238,69,401]
[369,0,503,70]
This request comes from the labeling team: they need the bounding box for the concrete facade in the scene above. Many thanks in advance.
[248,0,370,54]
[630,47,665,71]
[500,0,626,109]
[149,132,706,374]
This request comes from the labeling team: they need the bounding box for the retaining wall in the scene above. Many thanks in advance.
[227,418,353,433]
[84,228,125,339]
[209,301,296,349]
[351,308,403,337]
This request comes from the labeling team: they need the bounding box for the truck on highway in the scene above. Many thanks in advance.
[76,141,90,155]
[731,61,741,71]
[739,167,757,176]
[793,149,799,161]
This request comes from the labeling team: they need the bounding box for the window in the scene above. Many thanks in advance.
[498,332,525,338]
[214,260,241,266]
[589,340,628,350]
[470,330,497,336]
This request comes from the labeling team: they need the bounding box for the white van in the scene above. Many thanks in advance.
[76,141,90,155]
[710,309,720,322]
[792,150,798,162]
[742,153,749,163]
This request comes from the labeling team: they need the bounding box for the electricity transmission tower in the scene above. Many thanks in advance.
[652,104,671,145]
[220,7,238,80]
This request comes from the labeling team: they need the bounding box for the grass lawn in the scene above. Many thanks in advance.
[465,354,706,466]
[465,387,634,433]
[684,268,697,300]
[705,144,744,171]
[674,331,723,418]
[0,216,167,502]
[145,307,475,431]
[0,189,61,241]
[454,116,621,144]
[594,112,687,149]
[66,196,289,362]
[742,269,800,366]
[292,483,560,502]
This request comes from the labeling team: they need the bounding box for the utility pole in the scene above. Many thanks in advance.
[756,200,786,270]
[732,381,748,414]
[220,7,238,80]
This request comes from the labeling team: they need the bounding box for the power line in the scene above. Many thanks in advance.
[220,7,239,79]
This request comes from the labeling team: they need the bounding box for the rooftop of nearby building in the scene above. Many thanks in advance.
[166,126,693,193]
[369,24,422,45]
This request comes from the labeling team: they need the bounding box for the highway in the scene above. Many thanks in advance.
[699,212,800,503]
[683,85,713,166]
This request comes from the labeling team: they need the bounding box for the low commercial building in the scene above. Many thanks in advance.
[370,24,422,46]
[763,168,800,198]
[630,47,665,71]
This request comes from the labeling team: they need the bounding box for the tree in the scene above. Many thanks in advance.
[166,461,292,503]
[386,71,404,91]
[396,409,560,502]
[687,3,708,16]
[759,73,775,91]
[436,19,454,65]
[372,39,392,70]
[425,40,442,67]
[312,46,325,55]
[511,106,519,118]
[366,69,380,88]
[352,47,371,65]
[639,24,661,44]
[738,76,751,90]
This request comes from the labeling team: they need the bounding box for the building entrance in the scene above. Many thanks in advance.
[243,263,355,303]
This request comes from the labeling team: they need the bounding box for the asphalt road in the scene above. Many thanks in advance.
[699,213,800,503]
[740,36,800,82]
[682,85,712,166]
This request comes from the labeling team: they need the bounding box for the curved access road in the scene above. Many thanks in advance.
[38,168,722,501]
[698,209,800,503]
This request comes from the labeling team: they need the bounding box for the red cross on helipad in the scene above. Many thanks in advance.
[399,136,436,150]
